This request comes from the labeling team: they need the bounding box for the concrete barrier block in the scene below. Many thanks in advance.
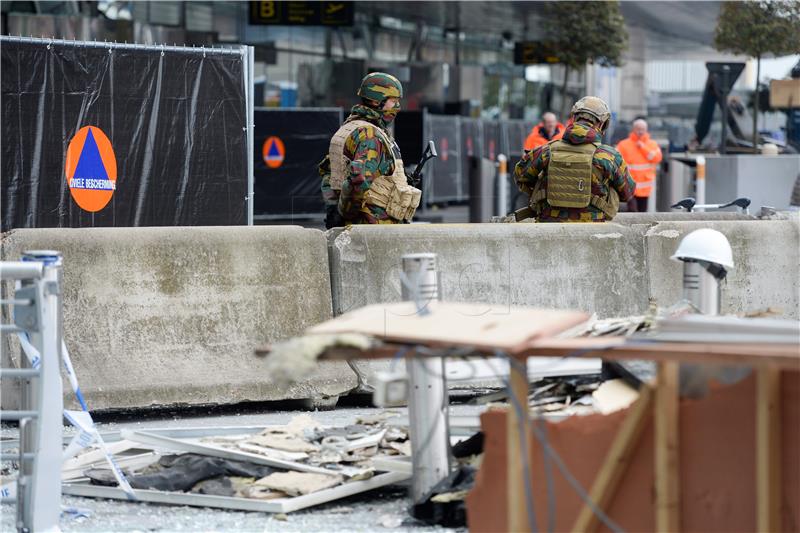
[328,223,650,319]
[1,226,356,410]
[645,220,800,318]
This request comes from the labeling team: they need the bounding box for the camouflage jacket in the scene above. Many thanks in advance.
[319,104,399,224]
[514,120,636,222]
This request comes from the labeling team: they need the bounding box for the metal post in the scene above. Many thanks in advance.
[695,156,706,211]
[496,154,509,216]
[719,65,730,155]
[682,261,720,315]
[245,45,255,226]
[401,253,450,503]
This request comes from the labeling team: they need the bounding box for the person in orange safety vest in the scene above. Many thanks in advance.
[524,112,565,151]
[616,118,662,212]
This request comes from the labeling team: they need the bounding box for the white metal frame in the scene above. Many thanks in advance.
[245,45,255,226]
[63,471,410,514]
[119,429,334,475]
[0,36,255,227]
[0,251,64,532]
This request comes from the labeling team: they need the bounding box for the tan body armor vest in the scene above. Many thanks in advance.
[328,120,421,222]
[530,140,619,219]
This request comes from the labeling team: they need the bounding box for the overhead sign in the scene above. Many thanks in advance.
[65,126,117,212]
[249,1,354,26]
[262,136,286,169]
[513,42,561,65]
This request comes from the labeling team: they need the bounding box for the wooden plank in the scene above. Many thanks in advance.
[521,338,800,370]
[571,386,654,533]
[307,301,589,352]
[507,359,532,533]
[654,361,680,532]
[310,337,800,370]
[757,368,782,533]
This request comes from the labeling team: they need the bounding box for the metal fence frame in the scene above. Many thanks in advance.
[0,251,64,532]
[0,35,256,226]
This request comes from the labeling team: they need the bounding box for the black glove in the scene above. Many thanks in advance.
[324,205,345,229]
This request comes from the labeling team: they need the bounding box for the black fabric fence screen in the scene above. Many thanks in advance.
[1,37,250,231]
[424,114,463,204]
[253,108,343,220]
[504,120,533,159]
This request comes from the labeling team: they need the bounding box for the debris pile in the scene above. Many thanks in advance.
[59,414,413,513]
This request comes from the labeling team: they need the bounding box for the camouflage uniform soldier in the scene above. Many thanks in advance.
[514,96,636,222]
[319,73,421,228]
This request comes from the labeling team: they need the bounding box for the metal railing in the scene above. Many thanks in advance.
[1,251,64,532]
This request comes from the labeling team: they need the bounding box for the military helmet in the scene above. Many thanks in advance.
[357,72,403,103]
[570,96,611,123]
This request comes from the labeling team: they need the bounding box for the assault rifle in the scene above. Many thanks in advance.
[512,206,535,222]
[407,140,438,189]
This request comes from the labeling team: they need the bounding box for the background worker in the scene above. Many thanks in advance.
[523,111,565,151]
[616,118,663,212]
[514,96,635,222]
[319,72,421,228]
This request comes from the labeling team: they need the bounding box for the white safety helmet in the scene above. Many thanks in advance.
[670,228,734,269]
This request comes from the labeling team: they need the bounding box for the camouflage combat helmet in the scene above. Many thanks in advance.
[357,72,403,104]
[570,96,611,124]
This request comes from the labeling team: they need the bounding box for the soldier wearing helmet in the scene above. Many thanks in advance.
[514,96,636,222]
[319,72,421,228]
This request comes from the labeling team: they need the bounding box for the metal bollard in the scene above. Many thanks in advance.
[400,253,450,504]
[694,155,706,210]
[496,154,509,217]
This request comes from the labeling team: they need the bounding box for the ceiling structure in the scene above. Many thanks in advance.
[359,1,724,60]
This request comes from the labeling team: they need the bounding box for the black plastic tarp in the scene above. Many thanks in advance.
[252,108,342,219]
[1,37,249,231]
[393,110,424,164]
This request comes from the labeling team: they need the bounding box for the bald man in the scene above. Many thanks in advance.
[524,112,565,151]
[616,119,662,212]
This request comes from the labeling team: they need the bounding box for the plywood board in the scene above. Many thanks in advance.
[308,301,589,353]
[572,386,653,532]
[770,78,800,108]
